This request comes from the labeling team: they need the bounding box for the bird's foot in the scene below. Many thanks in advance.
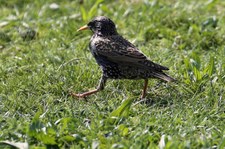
[70,89,100,99]
[70,92,87,98]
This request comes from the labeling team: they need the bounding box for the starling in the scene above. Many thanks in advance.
[72,16,175,99]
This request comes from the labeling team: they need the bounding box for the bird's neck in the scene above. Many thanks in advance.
[94,29,118,37]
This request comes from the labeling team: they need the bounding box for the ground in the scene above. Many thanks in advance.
[0,0,225,148]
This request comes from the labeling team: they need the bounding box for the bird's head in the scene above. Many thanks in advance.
[77,16,118,36]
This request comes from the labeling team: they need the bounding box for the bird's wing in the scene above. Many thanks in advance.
[94,35,169,71]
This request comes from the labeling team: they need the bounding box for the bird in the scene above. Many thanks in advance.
[71,16,175,99]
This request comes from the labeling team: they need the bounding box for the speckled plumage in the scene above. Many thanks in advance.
[90,34,170,80]
[71,16,175,99]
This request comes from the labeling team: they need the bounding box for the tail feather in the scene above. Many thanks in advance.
[152,72,175,82]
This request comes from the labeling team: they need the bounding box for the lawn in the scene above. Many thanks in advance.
[0,0,225,148]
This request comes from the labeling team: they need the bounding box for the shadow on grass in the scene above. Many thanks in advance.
[133,82,188,108]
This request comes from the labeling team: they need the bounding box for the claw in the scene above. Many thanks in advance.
[70,92,86,98]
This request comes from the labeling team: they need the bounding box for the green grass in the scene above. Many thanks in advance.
[1,0,225,148]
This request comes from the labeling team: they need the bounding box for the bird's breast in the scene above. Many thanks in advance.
[90,36,100,54]
[89,36,108,66]
[90,36,109,55]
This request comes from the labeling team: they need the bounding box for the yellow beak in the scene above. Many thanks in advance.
[77,25,89,31]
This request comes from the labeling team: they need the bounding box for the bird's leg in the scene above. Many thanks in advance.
[141,79,148,99]
[71,75,107,98]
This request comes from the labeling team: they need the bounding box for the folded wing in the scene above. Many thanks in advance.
[94,35,169,71]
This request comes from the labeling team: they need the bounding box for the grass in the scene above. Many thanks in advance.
[0,0,225,148]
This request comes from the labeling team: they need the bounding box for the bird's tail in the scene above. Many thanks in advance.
[152,72,175,82]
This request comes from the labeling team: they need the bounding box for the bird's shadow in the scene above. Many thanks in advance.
[133,83,183,108]
[134,94,174,107]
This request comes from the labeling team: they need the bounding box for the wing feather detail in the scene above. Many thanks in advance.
[93,35,169,71]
